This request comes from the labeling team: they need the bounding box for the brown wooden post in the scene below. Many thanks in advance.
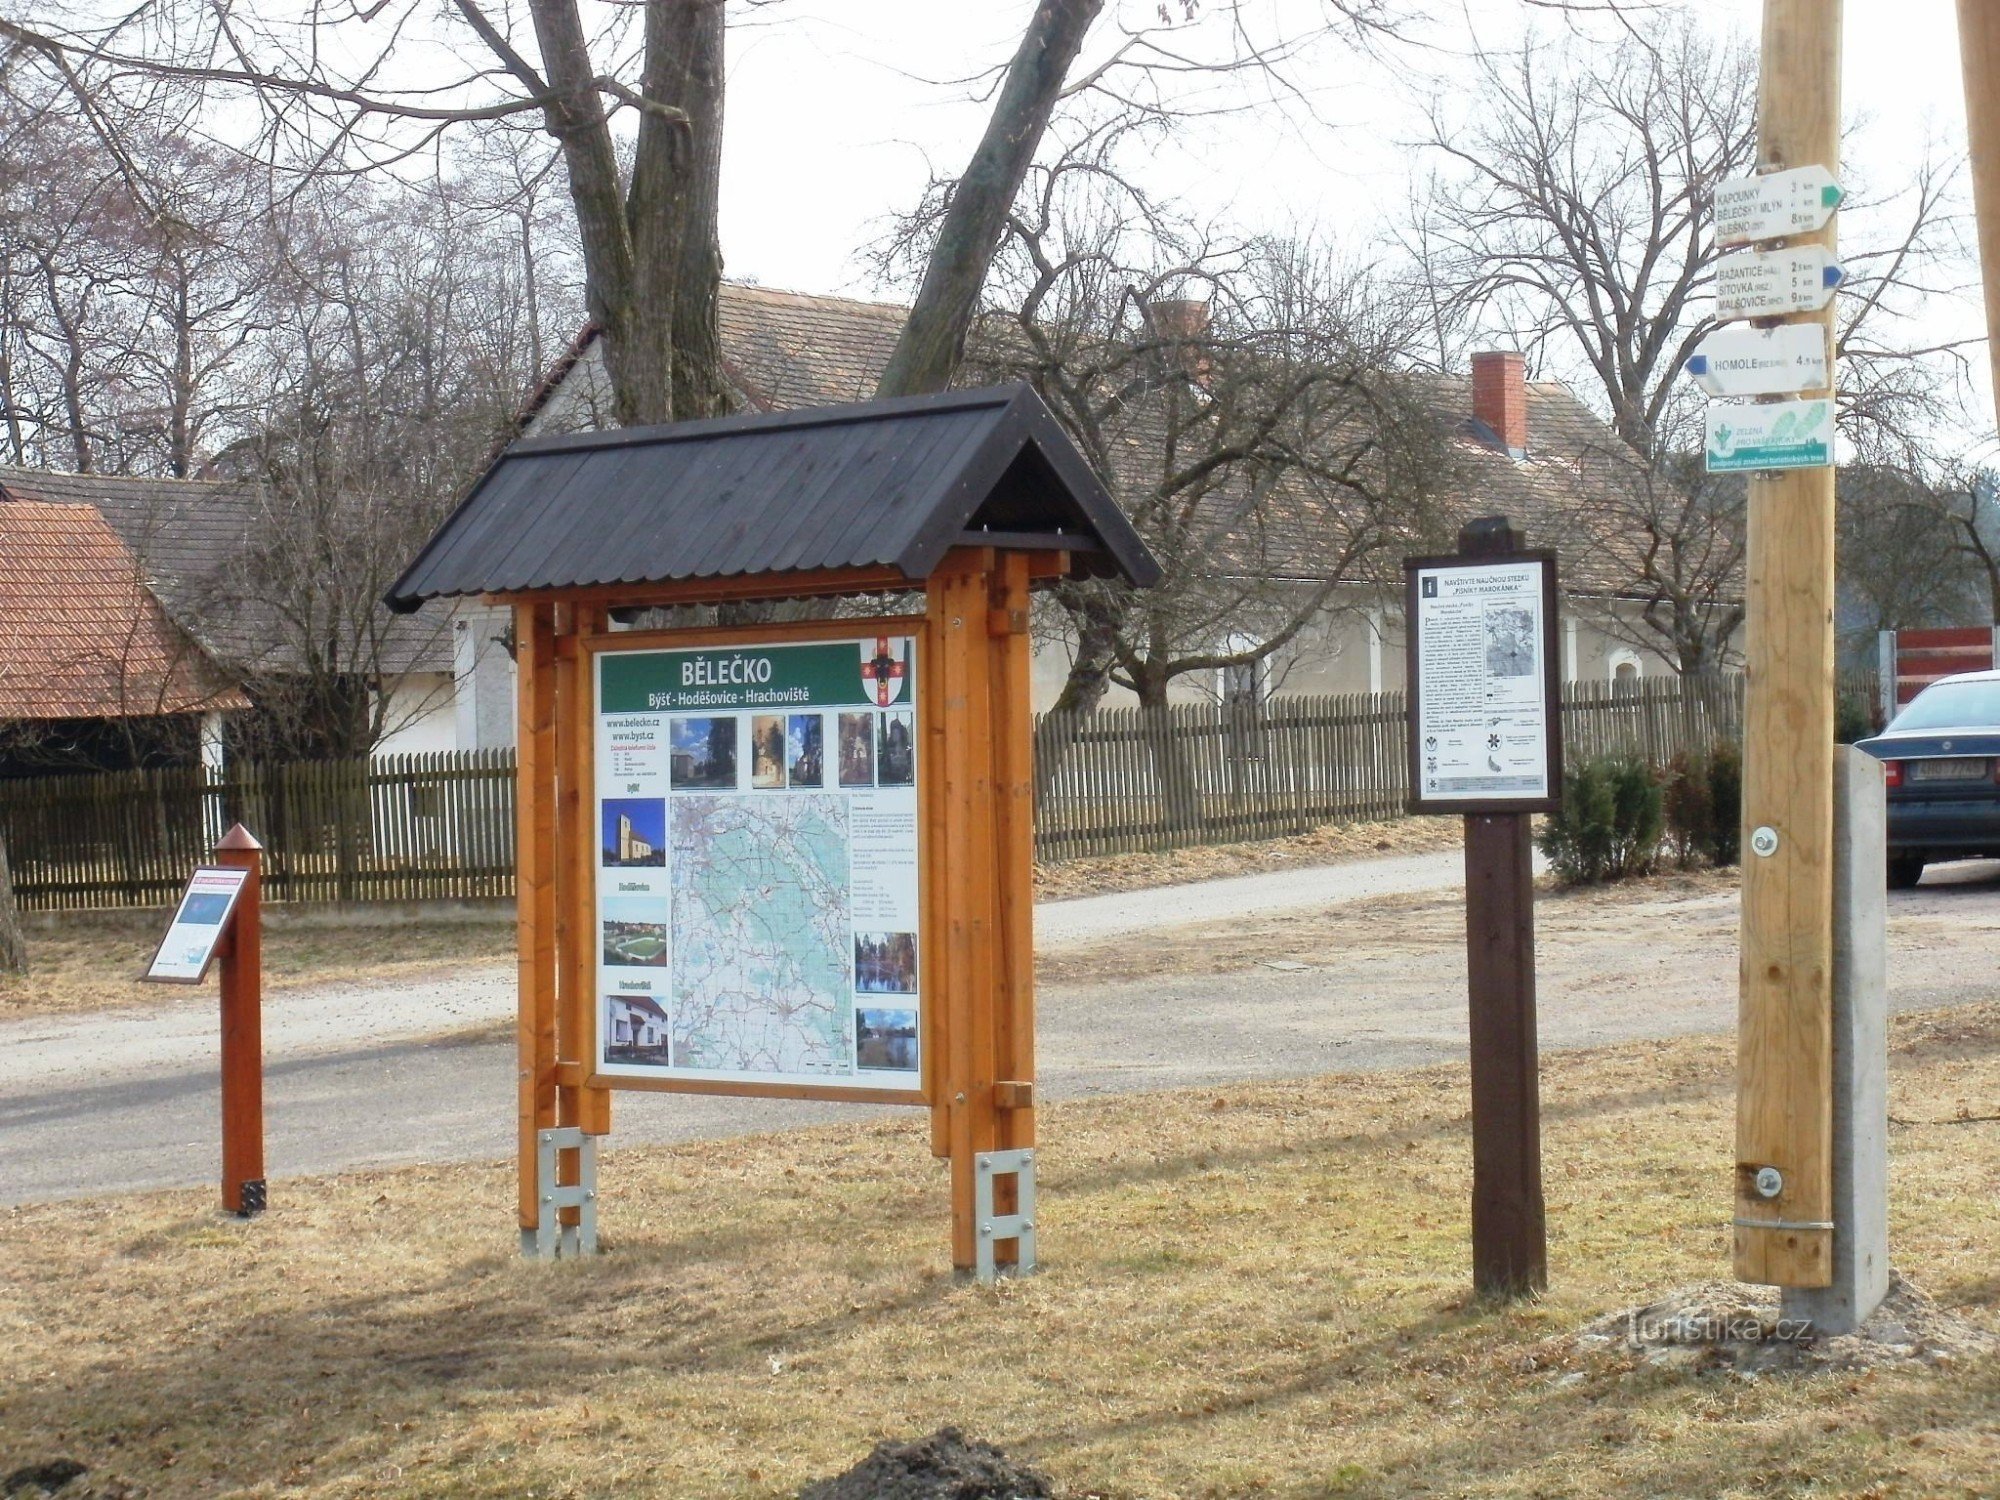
[516,604,560,1234]
[571,604,613,1139]
[214,823,265,1216]
[1736,0,1840,1289]
[1455,524,1547,1298]
[989,550,1038,1262]
[931,548,1004,1271]
[1959,0,2000,436]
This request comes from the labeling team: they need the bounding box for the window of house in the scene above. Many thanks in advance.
[1610,652,1642,693]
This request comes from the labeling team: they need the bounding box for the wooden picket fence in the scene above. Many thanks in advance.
[0,750,515,911]
[0,671,1878,908]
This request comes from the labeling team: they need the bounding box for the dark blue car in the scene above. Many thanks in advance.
[1855,671,2000,888]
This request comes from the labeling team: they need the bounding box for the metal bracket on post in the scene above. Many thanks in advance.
[523,1126,598,1260]
[973,1147,1037,1284]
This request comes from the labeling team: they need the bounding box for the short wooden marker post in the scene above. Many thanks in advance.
[214,825,267,1216]
[1405,517,1561,1298]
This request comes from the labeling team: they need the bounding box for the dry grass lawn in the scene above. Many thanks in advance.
[0,911,514,1017]
[1033,815,1462,901]
[3,1004,1997,1497]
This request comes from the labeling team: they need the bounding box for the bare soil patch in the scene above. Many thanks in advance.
[1031,815,1461,901]
[798,1428,1052,1500]
[2,1002,1996,1498]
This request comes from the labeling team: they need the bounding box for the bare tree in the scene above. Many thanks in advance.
[949,133,1445,710]
[0,834,24,976]
[3,0,725,426]
[1414,18,1965,673]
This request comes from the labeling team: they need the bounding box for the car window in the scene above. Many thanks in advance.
[1889,680,2000,731]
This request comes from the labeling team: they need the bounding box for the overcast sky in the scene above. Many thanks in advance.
[713,1,1986,447]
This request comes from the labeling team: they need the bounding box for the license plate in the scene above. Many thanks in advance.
[1909,757,1991,782]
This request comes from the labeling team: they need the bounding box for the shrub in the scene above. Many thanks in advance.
[1661,741,1743,869]
[1707,741,1741,866]
[1540,754,1664,886]
[1835,691,1876,745]
[1662,751,1715,869]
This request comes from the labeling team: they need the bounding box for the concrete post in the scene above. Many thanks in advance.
[1782,746,1891,1334]
[1877,630,1897,727]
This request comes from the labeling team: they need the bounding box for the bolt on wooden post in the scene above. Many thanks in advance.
[1734,0,1842,1289]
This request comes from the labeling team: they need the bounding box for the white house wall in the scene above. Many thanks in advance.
[373,673,460,756]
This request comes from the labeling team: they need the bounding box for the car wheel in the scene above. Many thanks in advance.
[1887,856,1925,890]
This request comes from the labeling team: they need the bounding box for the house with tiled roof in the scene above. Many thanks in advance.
[0,468,456,762]
[0,498,246,773]
[440,288,1735,739]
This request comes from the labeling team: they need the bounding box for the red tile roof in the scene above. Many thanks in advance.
[0,499,246,720]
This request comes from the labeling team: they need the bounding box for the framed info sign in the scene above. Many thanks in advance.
[586,619,926,1102]
[142,864,251,983]
[1404,550,1563,815]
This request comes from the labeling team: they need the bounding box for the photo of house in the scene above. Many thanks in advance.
[670,716,737,790]
[838,711,874,788]
[788,714,824,787]
[751,714,786,788]
[877,710,914,786]
[600,798,666,867]
[603,993,671,1066]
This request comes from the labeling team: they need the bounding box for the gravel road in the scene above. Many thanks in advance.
[2,854,1994,1207]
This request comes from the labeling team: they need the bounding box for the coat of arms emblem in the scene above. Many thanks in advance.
[860,636,908,706]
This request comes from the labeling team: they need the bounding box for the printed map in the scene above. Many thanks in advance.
[669,795,851,1076]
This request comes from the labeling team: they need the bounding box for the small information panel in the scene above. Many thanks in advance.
[1405,552,1562,814]
[143,865,250,983]
[591,628,924,1096]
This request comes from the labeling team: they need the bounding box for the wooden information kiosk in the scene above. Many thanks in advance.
[388,385,1158,1278]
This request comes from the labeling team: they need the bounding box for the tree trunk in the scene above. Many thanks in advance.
[632,0,729,423]
[0,831,27,975]
[874,0,1103,398]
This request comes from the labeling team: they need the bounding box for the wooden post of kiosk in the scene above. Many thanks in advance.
[1735,0,1841,1289]
[215,824,266,1217]
[928,547,1040,1273]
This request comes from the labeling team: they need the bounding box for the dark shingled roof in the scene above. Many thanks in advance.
[386,384,1161,611]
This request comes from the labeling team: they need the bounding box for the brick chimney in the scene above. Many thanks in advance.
[1471,349,1528,459]
[1150,298,1211,341]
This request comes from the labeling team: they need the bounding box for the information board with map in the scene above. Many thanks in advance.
[591,631,924,1094]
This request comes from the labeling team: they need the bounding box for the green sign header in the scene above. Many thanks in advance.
[598,637,915,714]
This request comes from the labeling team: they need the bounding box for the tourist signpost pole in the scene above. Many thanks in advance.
[1405,516,1560,1298]
[1731,0,1841,1291]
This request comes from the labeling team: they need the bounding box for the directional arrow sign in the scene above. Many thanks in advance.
[1714,166,1842,247]
[1704,398,1833,473]
[1714,246,1843,320]
[1685,323,1828,397]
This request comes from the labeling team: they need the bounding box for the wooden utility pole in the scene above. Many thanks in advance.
[1736,0,1841,1288]
[215,824,266,1216]
[1958,1,2000,433]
